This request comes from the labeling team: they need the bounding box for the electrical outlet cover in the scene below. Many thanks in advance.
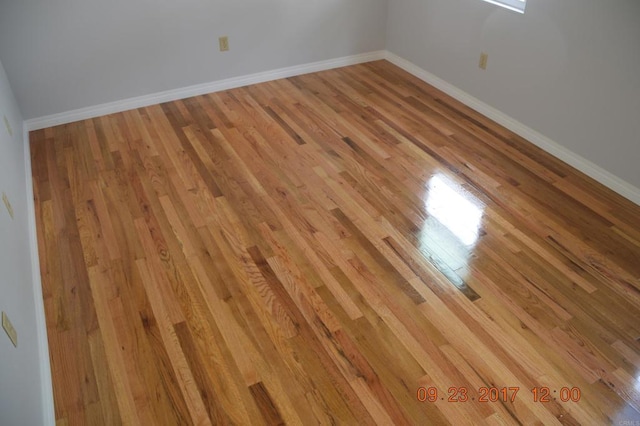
[2,311,18,347]
[3,115,12,137]
[219,36,229,52]
[2,192,14,219]
[479,53,488,70]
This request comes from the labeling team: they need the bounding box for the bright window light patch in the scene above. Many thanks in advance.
[481,0,526,14]
[426,174,484,246]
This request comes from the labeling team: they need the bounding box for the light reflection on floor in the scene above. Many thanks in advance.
[419,173,485,283]
[426,174,484,247]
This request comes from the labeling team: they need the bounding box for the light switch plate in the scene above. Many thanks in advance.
[2,311,18,347]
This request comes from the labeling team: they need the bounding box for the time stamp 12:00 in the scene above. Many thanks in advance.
[417,386,582,403]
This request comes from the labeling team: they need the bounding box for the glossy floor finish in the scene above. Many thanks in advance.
[30,61,640,425]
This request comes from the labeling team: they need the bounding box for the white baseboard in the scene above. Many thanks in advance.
[23,126,55,426]
[385,51,640,207]
[24,50,386,131]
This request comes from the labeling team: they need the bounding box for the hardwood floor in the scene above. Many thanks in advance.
[30,60,640,425]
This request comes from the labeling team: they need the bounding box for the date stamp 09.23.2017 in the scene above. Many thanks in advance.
[416,386,582,404]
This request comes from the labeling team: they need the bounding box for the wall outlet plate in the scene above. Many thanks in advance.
[3,115,12,137]
[2,311,18,347]
[2,192,14,219]
[219,36,229,52]
[479,52,488,70]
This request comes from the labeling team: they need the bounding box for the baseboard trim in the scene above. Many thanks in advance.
[385,51,640,207]
[24,50,386,131]
[23,126,55,426]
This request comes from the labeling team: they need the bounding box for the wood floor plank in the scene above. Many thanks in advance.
[31,60,640,425]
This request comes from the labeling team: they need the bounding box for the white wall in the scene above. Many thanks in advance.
[0,59,49,426]
[387,0,640,189]
[0,0,388,119]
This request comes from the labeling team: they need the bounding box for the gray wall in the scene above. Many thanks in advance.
[0,0,389,119]
[387,0,640,189]
[0,59,47,426]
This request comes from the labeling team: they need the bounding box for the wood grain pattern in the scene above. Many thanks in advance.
[31,60,640,425]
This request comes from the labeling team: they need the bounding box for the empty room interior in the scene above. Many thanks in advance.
[1,0,640,424]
